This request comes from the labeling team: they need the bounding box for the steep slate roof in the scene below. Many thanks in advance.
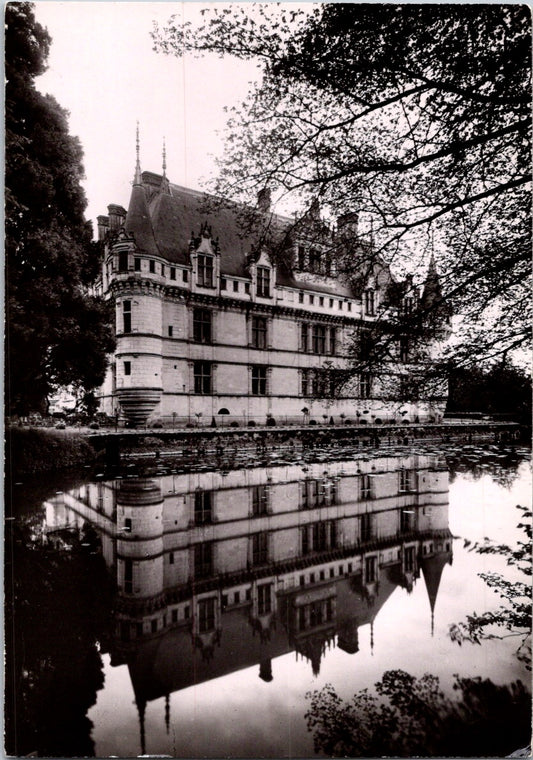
[123,171,372,297]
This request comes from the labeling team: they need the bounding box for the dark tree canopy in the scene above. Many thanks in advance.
[154,4,531,370]
[5,2,115,416]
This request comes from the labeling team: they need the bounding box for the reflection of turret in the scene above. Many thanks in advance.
[421,543,453,636]
[337,618,359,655]
[259,658,273,682]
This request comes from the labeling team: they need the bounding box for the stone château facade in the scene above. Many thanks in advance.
[95,151,449,427]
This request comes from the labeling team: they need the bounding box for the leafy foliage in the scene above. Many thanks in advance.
[447,362,532,422]
[5,3,115,416]
[449,505,532,669]
[305,670,531,757]
[154,4,531,369]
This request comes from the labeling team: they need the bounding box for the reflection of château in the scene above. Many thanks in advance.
[45,454,452,748]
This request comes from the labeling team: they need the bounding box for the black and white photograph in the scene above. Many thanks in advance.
[5,2,532,757]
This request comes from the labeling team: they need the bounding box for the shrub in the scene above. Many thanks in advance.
[248,420,256,427]
[309,419,317,426]
[266,417,276,427]
[230,421,240,428]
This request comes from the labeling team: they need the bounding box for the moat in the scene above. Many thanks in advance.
[5,442,531,757]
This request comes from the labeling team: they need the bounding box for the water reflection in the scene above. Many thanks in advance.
[40,453,453,753]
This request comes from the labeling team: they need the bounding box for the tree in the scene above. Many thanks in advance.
[449,505,532,671]
[5,3,115,416]
[305,670,531,757]
[448,361,532,423]
[153,4,531,370]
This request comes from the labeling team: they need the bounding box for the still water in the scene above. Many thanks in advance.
[5,443,531,757]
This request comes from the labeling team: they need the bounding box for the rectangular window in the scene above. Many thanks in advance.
[302,525,310,555]
[124,558,132,593]
[360,475,372,500]
[309,249,320,272]
[329,327,336,355]
[252,484,269,516]
[161,264,165,276]
[245,282,250,294]
[149,260,155,273]
[194,542,213,578]
[365,556,377,582]
[403,297,414,315]
[168,326,173,337]
[404,546,415,572]
[309,295,314,305]
[365,289,375,316]
[251,365,267,395]
[220,277,227,290]
[361,511,374,541]
[257,583,272,615]
[400,508,415,533]
[297,245,306,269]
[251,316,267,349]
[134,257,141,271]
[198,597,216,632]
[301,369,310,397]
[312,324,326,354]
[194,490,212,524]
[319,297,324,306]
[124,361,131,376]
[252,532,269,566]
[169,552,174,565]
[118,251,129,272]
[399,469,415,493]
[347,302,352,312]
[301,322,309,352]
[183,270,189,283]
[299,292,304,304]
[193,361,212,394]
[123,300,131,333]
[193,308,212,343]
[338,300,343,310]
[360,372,372,399]
[256,267,271,297]
[197,255,214,287]
[233,280,239,292]
[329,298,334,308]
[170,267,176,280]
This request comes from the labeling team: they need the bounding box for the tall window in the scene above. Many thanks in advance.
[365,555,377,582]
[118,251,128,272]
[252,485,269,516]
[198,597,216,632]
[404,546,415,572]
[312,324,326,354]
[134,257,141,271]
[252,532,269,566]
[329,327,337,355]
[301,368,310,397]
[399,469,414,493]
[194,361,212,394]
[360,475,372,500]
[251,316,267,349]
[197,255,214,287]
[301,322,309,352]
[194,490,212,524]
[124,559,133,593]
[124,361,131,376]
[122,300,131,333]
[301,520,337,554]
[193,308,212,343]
[360,372,372,398]
[251,365,267,395]
[309,248,321,272]
[257,583,272,615]
[256,267,271,297]
[400,508,415,533]
[360,512,374,541]
[194,542,213,578]
[364,289,375,316]
[297,245,306,269]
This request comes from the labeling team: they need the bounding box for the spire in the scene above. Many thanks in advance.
[160,136,170,194]
[134,121,142,185]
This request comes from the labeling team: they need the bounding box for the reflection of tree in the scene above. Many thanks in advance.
[450,505,532,670]
[305,670,531,757]
[446,450,528,490]
[5,520,115,756]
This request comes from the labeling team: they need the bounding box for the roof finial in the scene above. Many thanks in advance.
[162,136,167,178]
[134,121,142,185]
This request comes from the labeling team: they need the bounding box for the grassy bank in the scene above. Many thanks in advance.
[5,427,96,478]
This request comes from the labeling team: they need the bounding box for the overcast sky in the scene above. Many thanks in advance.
[34,2,263,232]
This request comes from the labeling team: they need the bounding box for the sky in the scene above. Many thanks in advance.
[34,2,263,232]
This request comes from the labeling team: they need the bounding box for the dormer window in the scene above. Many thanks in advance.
[256,267,271,298]
[197,255,214,287]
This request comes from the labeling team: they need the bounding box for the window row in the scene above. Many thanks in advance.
[117,253,188,283]
[193,362,269,395]
[298,290,353,312]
